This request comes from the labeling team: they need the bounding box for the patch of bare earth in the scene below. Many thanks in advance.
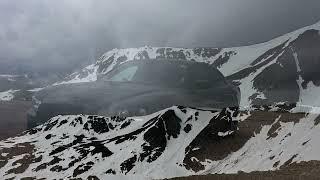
[169,161,320,180]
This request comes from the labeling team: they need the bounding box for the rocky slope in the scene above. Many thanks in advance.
[171,103,320,180]
[0,106,239,179]
[1,103,320,179]
[194,104,320,174]
[56,21,320,108]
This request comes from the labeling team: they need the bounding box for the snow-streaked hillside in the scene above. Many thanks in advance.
[0,106,239,179]
[204,108,320,174]
[56,21,320,108]
[169,103,320,179]
[1,103,319,179]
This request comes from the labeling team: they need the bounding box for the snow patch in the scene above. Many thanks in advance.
[218,131,234,137]
[0,74,19,78]
[1,153,8,157]
[0,89,20,101]
[298,81,320,108]
[27,87,44,92]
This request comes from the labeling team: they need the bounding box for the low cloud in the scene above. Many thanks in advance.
[1,0,320,73]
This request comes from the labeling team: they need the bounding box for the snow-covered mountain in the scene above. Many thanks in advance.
[56,21,320,108]
[1,103,320,179]
[0,106,239,179]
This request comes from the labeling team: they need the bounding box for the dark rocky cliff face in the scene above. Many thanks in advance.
[240,29,320,105]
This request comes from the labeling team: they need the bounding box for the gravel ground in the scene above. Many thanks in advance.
[169,160,320,180]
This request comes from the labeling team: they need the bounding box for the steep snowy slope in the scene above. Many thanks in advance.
[208,112,320,174]
[56,21,320,108]
[170,103,320,179]
[0,106,239,179]
[205,105,320,174]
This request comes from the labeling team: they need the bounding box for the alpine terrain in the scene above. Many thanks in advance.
[0,21,320,179]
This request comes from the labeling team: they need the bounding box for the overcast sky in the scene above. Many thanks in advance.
[1,0,320,73]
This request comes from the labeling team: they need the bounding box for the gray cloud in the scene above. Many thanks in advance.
[1,0,320,73]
